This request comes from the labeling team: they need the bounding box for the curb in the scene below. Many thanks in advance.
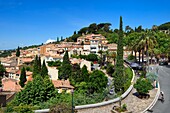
[142,82,160,113]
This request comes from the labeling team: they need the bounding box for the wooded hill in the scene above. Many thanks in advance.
[158,22,170,30]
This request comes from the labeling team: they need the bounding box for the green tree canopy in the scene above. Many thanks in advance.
[11,75,56,106]
[81,65,89,82]
[59,51,72,80]
[106,63,114,76]
[16,46,20,57]
[134,78,152,94]
[38,56,41,71]
[86,54,98,61]
[41,60,48,78]
[88,70,107,94]
[0,62,5,77]
[158,22,170,30]
[113,16,125,93]
[0,62,5,87]
[63,51,70,64]
[33,55,40,78]
[19,67,27,88]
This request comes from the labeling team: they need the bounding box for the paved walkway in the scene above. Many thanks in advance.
[77,76,157,113]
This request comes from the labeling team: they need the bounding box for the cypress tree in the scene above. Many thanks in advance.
[81,65,89,82]
[61,36,63,41]
[16,46,20,57]
[113,16,125,93]
[33,55,39,78]
[57,37,59,42]
[63,51,70,64]
[59,51,72,80]
[41,60,48,78]
[19,67,27,88]
[38,56,41,71]
[0,62,5,87]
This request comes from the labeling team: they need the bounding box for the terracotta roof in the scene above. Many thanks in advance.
[15,70,33,76]
[2,78,21,92]
[26,71,32,76]
[25,74,33,84]
[52,80,74,89]
[6,68,16,73]
[84,42,90,45]
[107,43,117,49]
[16,70,21,74]
[21,58,33,63]
[70,58,81,64]
[51,55,63,59]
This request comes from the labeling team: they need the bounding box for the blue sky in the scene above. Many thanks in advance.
[0,0,170,50]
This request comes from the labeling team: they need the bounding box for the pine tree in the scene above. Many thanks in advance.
[19,67,27,88]
[41,60,48,78]
[113,16,125,93]
[16,46,20,57]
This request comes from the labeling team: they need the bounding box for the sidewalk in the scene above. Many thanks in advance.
[119,85,157,113]
[77,76,157,113]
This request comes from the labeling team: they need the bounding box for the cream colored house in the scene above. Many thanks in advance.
[48,67,59,80]
[80,59,91,72]
[70,58,91,72]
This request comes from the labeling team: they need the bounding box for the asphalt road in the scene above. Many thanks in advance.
[151,65,170,113]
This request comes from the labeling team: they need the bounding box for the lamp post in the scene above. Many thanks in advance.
[71,89,74,113]
[119,89,122,108]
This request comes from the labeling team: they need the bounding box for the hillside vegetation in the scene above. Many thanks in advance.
[158,22,170,30]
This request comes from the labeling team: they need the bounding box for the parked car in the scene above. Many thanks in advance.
[159,61,168,65]
[130,63,143,70]
[109,89,114,95]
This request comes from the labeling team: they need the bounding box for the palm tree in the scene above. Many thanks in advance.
[104,50,116,65]
[98,50,104,67]
[138,30,157,65]
[126,32,141,62]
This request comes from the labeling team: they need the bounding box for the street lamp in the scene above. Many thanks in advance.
[71,89,74,113]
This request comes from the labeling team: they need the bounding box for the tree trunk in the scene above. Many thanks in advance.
[135,51,137,62]
[131,50,133,55]
[151,52,154,64]
[142,49,144,65]
[138,51,141,64]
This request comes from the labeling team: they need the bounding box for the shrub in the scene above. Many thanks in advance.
[13,105,34,113]
[4,105,37,113]
[134,78,152,95]
[122,104,127,111]
[47,61,61,67]
[106,63,114,76]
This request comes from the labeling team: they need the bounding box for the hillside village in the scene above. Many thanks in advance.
[0,33,131,93]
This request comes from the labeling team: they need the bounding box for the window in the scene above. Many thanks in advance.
[91,47,96,49]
